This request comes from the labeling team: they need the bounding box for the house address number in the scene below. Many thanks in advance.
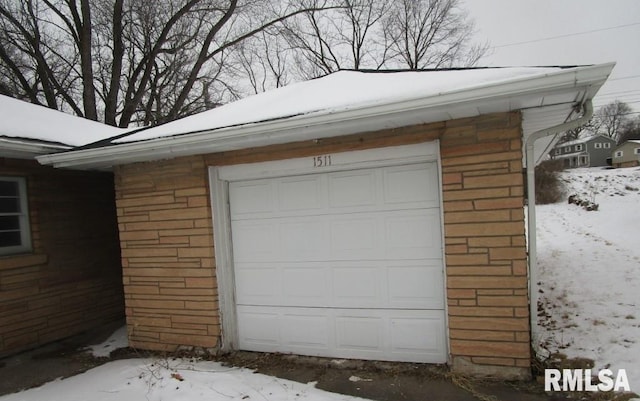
[313,155,332,168]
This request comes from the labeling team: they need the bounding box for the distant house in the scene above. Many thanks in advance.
[549,134,616,168]
[612,140,640,168]
[0,95,125,357]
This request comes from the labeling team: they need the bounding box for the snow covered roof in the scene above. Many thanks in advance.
[38,63,616,170]
[112,67,569,144]
[0,95,125,159]
[553,151,587,159]
[555,134,613,148]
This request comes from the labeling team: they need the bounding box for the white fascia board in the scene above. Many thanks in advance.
[37,63,615,170]
[0,138,70,160]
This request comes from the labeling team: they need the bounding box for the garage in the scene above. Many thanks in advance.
[212,143,447,363]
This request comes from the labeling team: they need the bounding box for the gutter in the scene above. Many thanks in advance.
[37,63,615,170]
[525,99,594,358]
[0,138,70,159]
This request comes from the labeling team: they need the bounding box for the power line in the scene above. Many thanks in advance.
[597,89,640,97]
[607,74,640,82]
[492,22,640,48]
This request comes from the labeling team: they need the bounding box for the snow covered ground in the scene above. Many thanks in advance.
[535,166,640,392]
[1,327,370,401]
[0,358,374,401]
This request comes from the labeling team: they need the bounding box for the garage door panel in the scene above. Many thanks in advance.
[328,170,377,208]
[235,267,281,304]
[384,210,442,259]
[336,315,384,352]
[236,261,439,309]
[234,211,441,263]
[390,315,446,358]
[383,164,439,206]
[387,264,444,309]
[330,218,378,255]
[279,220,328,259]
[278,176,323,212]
[237,309,280,349]
[282,268,328,301]
[236,306,446,363]
[332,266,380,305]
[281,313,330,350]
[231,222,277,262]
[229,181,274,215]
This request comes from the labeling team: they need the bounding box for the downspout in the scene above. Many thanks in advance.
[526,99,593,356]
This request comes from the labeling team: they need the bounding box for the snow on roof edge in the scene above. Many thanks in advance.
[111,66,580,145]
[0,95,126,147]
[36,62,616,170]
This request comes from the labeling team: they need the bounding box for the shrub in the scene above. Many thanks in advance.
[535,160,565,204]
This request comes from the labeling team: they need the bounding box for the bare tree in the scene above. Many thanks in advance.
[0,0,340,127]
[618,114,640,143]
[557,125,588,143]
[279,0,345,79]
[235,30,290,94]
[591,100,633,143]
[279,0,484,81]
[384,0,486,69]
[1,0,485,128]
[281,0,389,78]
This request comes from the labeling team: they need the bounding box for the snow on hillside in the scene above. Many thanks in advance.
[535,166,640,392]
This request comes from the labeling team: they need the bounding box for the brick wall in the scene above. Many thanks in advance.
[0,158,124,357]
[440,113,530,378]
[114,111,530,377]
[115,156,218,352]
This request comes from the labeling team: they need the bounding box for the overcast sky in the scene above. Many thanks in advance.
[462,0,640,113]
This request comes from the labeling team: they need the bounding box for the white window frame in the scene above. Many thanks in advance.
[615,150,623,158]
[0,176,32,256]
[594,143,602,149]
[575,144,583,151]
[634,148,640,155]
[604,143,611,149]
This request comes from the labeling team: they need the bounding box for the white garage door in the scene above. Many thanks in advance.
[228,161,446,363]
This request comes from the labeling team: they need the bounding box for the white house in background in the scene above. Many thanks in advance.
[612,140,640,168]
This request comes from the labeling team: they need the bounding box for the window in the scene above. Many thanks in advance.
[635,148,640,155]
[555,148,561,155]
[0,177,31,255]
[604,143,611,149]
[594,143,602,149]
[575,144,583,151]
[615,151,623,158]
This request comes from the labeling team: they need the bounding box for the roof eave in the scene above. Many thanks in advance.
[0,138,70,160]
[37,63,615,170]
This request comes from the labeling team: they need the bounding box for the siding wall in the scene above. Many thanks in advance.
[115,111,530,378]
[0,158,124,357]
[612,142,640,167]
